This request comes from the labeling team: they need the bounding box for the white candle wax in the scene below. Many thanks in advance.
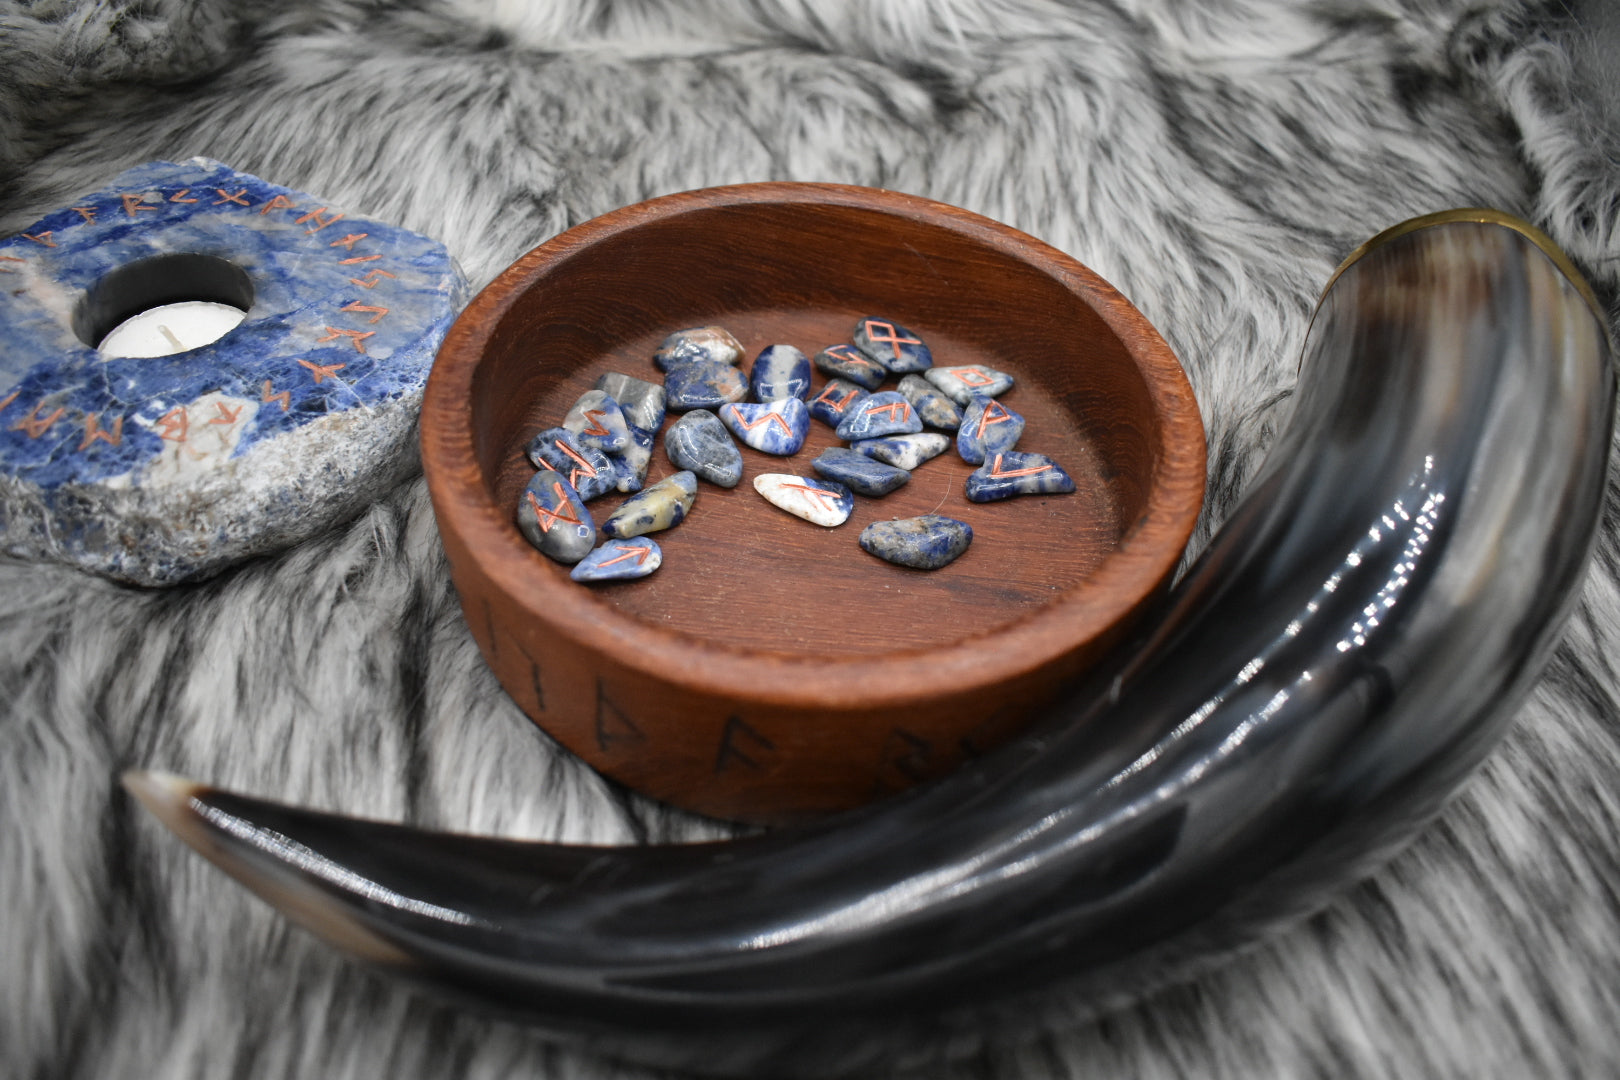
[98,301,247,359]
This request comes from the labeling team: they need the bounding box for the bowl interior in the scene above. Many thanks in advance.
[462,194,1185,666]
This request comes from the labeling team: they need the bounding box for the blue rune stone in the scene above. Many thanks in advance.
[835,391,924,440]
[0,157,466,585]
[595,371,666,433]
[956,395,1026,465]
[753,473,854,527]
[853,316,932,373]
[807,378,870,427]
[859,515,973,570]
[964,451,1077,502]
[852,432,951,470]
[664,409,743,487]
[562,389,631,454]
[898,374,963,430]
[570,537,663,582]
[602,470,697,538]
[748,344,812,402]
[653,325,744,371]
[608,423,655,493]
[813,344,887,390]
[664,359,748,411]
[811,447,910,497]
[517,469,597,564]
[924,364,1015,405]
[719,398,809,456]
[525,426,617,501]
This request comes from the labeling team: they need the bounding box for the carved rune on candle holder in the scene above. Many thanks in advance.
[0,158,467,585]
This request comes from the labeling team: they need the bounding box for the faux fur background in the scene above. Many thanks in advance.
[4,0,1620,1076]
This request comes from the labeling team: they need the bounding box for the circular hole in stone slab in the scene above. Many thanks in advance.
[74,252,254,359]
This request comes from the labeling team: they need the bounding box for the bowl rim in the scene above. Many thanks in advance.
[422,181,1206,712]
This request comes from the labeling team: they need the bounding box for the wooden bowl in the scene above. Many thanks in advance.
[421,183,1205,825]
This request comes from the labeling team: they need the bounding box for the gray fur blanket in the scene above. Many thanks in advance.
[4,1,1619,1076]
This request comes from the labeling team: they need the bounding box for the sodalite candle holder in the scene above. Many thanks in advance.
[0,158,467,585]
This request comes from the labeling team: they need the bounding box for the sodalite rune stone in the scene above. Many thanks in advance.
[835,391,923,441]
[858,515,973,570]
[610,424,655,493]
[965,451,1077,502]
[897,373,963,430]
[664,359,748,411]
[665,409,743,487]
[718,398,810,455]
[748,344,812,402]
[517,469,596,564]
[526,427,617,501]
[813,344,887,390]
[753,473,854,527]
[570,537,663,582]
[594,372,666,433]
[956,395,1026,465]
[0,157,467,585]
[811,447,909,497]
[653,325,744,372]
[925,364,1015,405]
[562,389,631,454]
[602,471,697,538]
[853,432,951,470]
[807,378,870,427]
[853,316,932,373]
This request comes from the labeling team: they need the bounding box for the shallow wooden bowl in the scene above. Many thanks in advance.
[422,183,1205,825]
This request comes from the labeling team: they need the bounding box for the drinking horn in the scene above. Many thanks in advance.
[127,210,1614,1076]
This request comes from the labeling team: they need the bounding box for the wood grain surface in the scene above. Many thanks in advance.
[423,183,1205,823]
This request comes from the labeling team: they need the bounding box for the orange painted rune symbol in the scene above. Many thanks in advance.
[864,400,912,424]
[597,544,653,568]
[528,484,583,533]
[986,454,1051,478]
[862,320,921,362]
[780,482,843,510]
[974,400,1014,438]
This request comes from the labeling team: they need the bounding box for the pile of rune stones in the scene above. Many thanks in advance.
[516,317,1075,582]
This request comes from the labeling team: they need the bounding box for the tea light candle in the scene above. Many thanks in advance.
[97,300,247,359]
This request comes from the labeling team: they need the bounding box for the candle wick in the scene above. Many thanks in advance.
[158,324,185,352]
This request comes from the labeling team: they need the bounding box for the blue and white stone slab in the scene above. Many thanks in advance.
[835,391,924,441]
[601,470,697,538]
[664,409,743,488]
[853,432,951,471]
[898,373,963,430]
[748,344,812,403]
[570,537,663,582]
[964,451,1077,502]
[517,469,597,564]
[753,473,853,527]
[653,325,744,371]
[924,364,1015,405]
[609,424,655,493]
[525,426,617,501]
[595,371,666,433]
[859,515,972,570]
[956,396,1026,465]
[664,359,748,411]
[0,157,466,585]
[718,398,809,456]
[562,389,631,454]
[811,447,909,497]
[807,379,870,428]
[853,316,932,373]
[813,344,887,391]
